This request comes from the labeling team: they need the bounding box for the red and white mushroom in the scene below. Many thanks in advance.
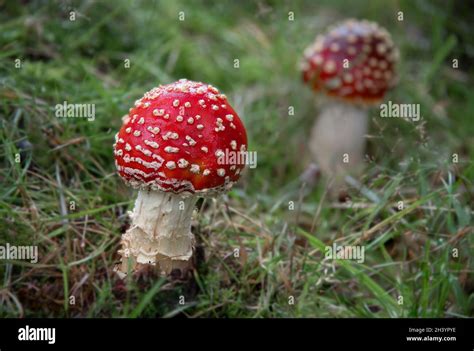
[301,19,398,185]
[113,79,247,276]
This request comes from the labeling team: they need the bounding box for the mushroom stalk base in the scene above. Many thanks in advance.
[309,101,368,189]
[116,190,197,277]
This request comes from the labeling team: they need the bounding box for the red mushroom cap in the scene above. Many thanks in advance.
[301,19,399,104]
[114,79,248,195]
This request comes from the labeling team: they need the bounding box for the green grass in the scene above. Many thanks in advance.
[0,0,473,318]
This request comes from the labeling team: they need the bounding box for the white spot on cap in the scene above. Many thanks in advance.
[133,130,141,137]
[340,86,354,96]
[215,118,225,132]
[343,73,354,83]
[173,99,180,107]
[185,135,196,146]
[166,161,176,169]
[326,77,342,90]
[201,146,208,153]
[347,34,357,44]
[162,131,179,140]
[217,169,225,177]
[144,140,159,149]
[324,60,337,73]
[355,82,364,92]
[347,46,357,56]
[376,43,387,55]
[135,145,152,157]
[311,55,323,65]
[178,158,189,168]
[147,126,160,134]
[330,42,340,52]
[364,79,374,88]
[153,109,165,116]
[164,146,179,153]
[190,164,200,174]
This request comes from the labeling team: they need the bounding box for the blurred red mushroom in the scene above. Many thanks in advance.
[113,79,247,276]
[301,19,399,187]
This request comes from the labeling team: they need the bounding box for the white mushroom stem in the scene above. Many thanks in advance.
[117,190,198,276]
[308,101,368,188]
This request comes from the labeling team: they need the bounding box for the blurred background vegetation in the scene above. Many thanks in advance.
[0,0,472,317]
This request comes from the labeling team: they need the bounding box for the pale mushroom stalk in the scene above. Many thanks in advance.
[309,101,368,184]
[119,190,197,276]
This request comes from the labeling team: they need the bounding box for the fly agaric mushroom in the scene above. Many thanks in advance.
[301,19,398,185]
[113,79,247,276]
